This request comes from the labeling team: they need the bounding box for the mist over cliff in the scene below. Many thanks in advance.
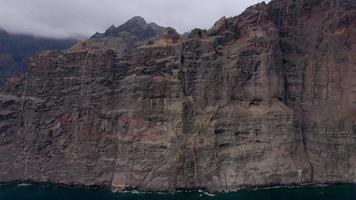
[0,29,77,85]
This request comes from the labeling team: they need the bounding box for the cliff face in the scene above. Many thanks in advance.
[0,0,355,192]
[269,0,356,183]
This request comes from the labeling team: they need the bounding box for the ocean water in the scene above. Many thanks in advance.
[0,184,355,200]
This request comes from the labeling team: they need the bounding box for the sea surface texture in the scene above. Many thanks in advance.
[0,184,355,200]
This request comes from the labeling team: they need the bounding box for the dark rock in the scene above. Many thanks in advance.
[0,29,77,85]
[188,29,208,39]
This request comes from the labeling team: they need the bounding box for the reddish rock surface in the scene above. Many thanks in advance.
[0,0,355,192]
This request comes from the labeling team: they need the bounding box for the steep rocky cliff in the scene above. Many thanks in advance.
[0,0,355,192]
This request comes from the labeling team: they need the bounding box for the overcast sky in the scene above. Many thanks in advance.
[0,0,268,39]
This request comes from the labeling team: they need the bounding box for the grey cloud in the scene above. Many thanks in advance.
[0,0,269,39]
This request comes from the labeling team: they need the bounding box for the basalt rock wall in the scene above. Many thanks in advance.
[0,0,355,192]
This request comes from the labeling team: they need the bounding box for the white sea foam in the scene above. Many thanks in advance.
[17,183,31,187]
[199,190,215,197]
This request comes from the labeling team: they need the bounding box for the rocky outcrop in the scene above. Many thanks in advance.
[0,0,355,192]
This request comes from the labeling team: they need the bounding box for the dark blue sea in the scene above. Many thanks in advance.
[0,183,355,200]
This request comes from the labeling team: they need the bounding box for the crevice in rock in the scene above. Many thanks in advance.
[300,110,314,182]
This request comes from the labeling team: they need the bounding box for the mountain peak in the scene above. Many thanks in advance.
[89,16,165,42]
[105,25,116,35]
[88,16,167,52]
[126,16,147,25]
[107,25,116,31]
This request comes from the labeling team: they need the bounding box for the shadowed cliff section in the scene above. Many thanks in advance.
[0,0,355,192]
[0,29,77,85]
